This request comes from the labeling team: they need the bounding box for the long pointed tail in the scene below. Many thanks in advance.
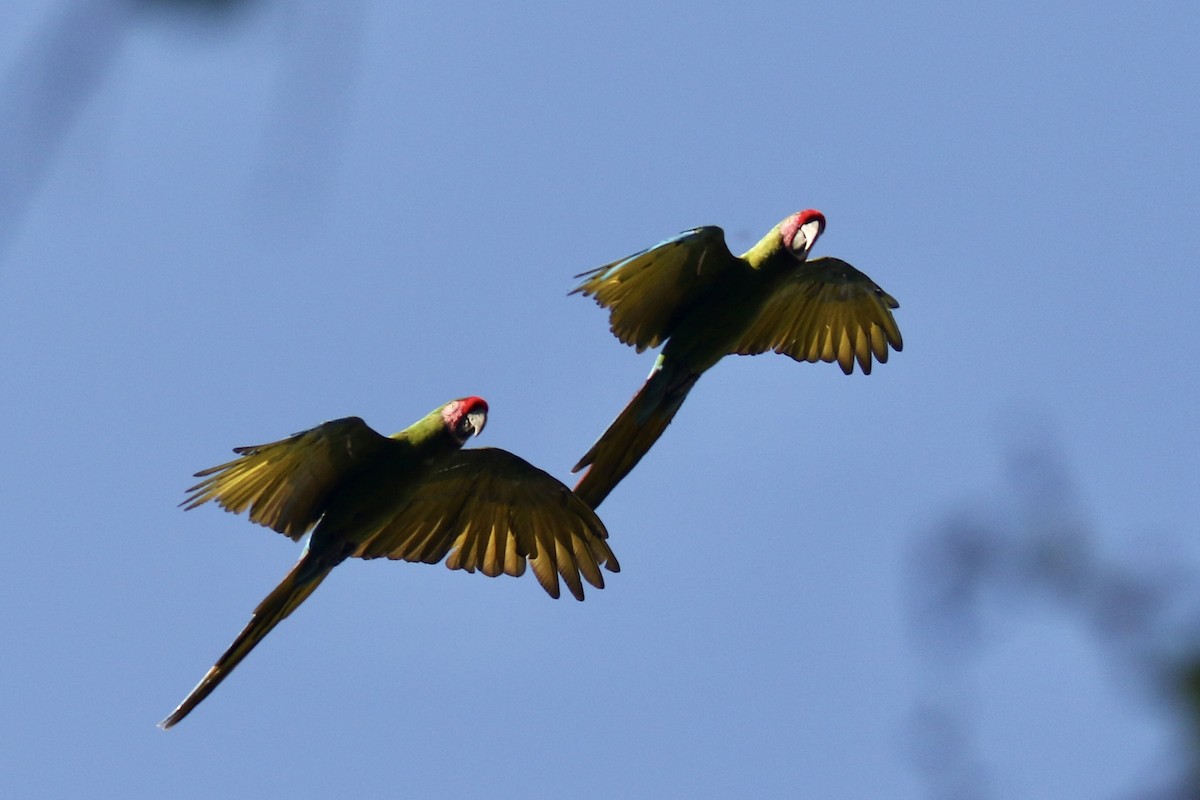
[159,554,336,729]
[572,360,699,509]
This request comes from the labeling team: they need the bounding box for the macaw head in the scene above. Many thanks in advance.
[779,209,826,261]
[441,396,489,443]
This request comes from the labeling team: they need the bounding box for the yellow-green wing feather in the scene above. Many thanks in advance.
[351,448,619,600]
[571,226,739,352]
[181,417,393,540]
[732,256,903,375]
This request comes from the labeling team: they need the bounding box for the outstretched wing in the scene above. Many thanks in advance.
[732,256,903,375]
[351,448,620,601]
[571,226,741,351]
[182,417,395,540]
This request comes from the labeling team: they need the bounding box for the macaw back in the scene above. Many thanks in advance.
[658,252,792,372]
[307,424,457,555]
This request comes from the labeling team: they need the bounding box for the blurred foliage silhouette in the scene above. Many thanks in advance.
[0,0,130,257]
[0,0,361,262]
[906,416,1200,798]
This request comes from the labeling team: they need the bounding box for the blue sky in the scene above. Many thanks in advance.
[2,2,1197,797]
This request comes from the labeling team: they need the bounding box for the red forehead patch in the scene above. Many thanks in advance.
[458,396,488,415]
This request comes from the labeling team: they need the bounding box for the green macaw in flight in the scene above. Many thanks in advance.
[570,210,902,508]
[161,397,619,729]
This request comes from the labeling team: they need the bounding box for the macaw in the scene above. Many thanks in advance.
[570,210,902,508]
[161,397,618,729]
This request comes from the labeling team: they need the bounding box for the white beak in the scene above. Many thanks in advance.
[796,218,822,255]
[466,409,487,437]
